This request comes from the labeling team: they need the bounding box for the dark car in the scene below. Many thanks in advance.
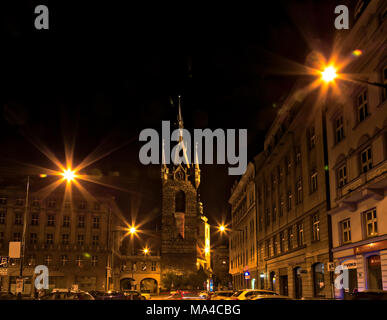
[350,290,387,300]
[167,291,204,300]
[123,290,146,300]
[39,291,94,300]
[92,291,129,300]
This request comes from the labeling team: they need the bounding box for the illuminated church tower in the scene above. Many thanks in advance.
[160,96,210,277]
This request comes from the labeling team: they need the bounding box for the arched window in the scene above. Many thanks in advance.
[175,191,185,212]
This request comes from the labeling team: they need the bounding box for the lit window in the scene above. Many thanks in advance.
[91,256,98,267]
[365,209,377,237]
[312,214,320,241]
[288,227,293,250]
[75,255,82,267]
[341,219,351,244]
[61,255,69,266]
[287,192,292,211]
[311,171,318,193]
[296,180,303,204]
[297,223,304,247]
[77,234,84,246]
[45,255,52,266]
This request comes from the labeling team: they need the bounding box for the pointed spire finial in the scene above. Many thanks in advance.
[177,95,184,129]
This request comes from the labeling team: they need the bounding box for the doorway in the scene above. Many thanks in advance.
[280,275,288,296]
[367,255,382,290]
[294,267,302,299]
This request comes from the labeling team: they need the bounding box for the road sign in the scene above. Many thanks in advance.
[0,257,9,268]
[244,271,250,279]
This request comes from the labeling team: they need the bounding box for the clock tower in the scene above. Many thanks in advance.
[160,96,206,277]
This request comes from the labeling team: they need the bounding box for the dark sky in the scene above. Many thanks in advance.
[1,1,337,236]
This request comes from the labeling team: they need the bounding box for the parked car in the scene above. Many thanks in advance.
[350,289,387,300]
[250,294,293,300]
[210,291,235,300]
[40,291,94,300]
[139,290,151,300]
[167,291,204,300]
[227,289,279,300]
[122,290,147,300]
[0,292,15,300]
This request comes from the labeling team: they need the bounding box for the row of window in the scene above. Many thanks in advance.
[336,145,373,189]
[0,212,101,228]
[0,197,102,210]
[121,262,157,272]
[13,254,100,267]
[340,208,378,245]
[0,232,101,247]
[263,214,320,259]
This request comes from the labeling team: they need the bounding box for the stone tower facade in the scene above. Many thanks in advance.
[160,97,203,276]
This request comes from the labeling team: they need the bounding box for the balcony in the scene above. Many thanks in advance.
[333,161,387,213]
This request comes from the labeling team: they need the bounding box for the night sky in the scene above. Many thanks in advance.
[1,1,337,238]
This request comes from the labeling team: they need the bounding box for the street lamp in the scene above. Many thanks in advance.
[321,66,337,83]
[61,168,76,182]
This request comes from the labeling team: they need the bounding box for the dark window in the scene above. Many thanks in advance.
[175,191,185,212]
[357,90,369,122]
[335,115,344,143]
[360,147,372,173]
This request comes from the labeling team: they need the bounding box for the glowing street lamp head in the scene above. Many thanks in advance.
[62,169,76,182]
[143,247,149,255]
[321,66,337,83]
[219,225,226,232]
[129,226,137,235]
[204,247,210,254]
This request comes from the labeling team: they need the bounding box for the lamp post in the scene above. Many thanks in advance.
[19,176,30,292]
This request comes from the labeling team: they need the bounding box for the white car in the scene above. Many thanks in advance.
[228,289,279,300]
[250,294,293,300]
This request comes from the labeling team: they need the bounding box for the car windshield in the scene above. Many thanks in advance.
[216,292,234,297]
[255,291,278,295]
[232,290,244,297]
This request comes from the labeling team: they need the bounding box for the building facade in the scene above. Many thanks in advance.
[0,183,114,294]
[160,99,211,281]
[254,84,333,299]
[211,244,232,290]
[229,162,257,289]
[326,0,387,298]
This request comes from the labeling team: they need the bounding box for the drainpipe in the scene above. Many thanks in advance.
[322,104,334,299]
